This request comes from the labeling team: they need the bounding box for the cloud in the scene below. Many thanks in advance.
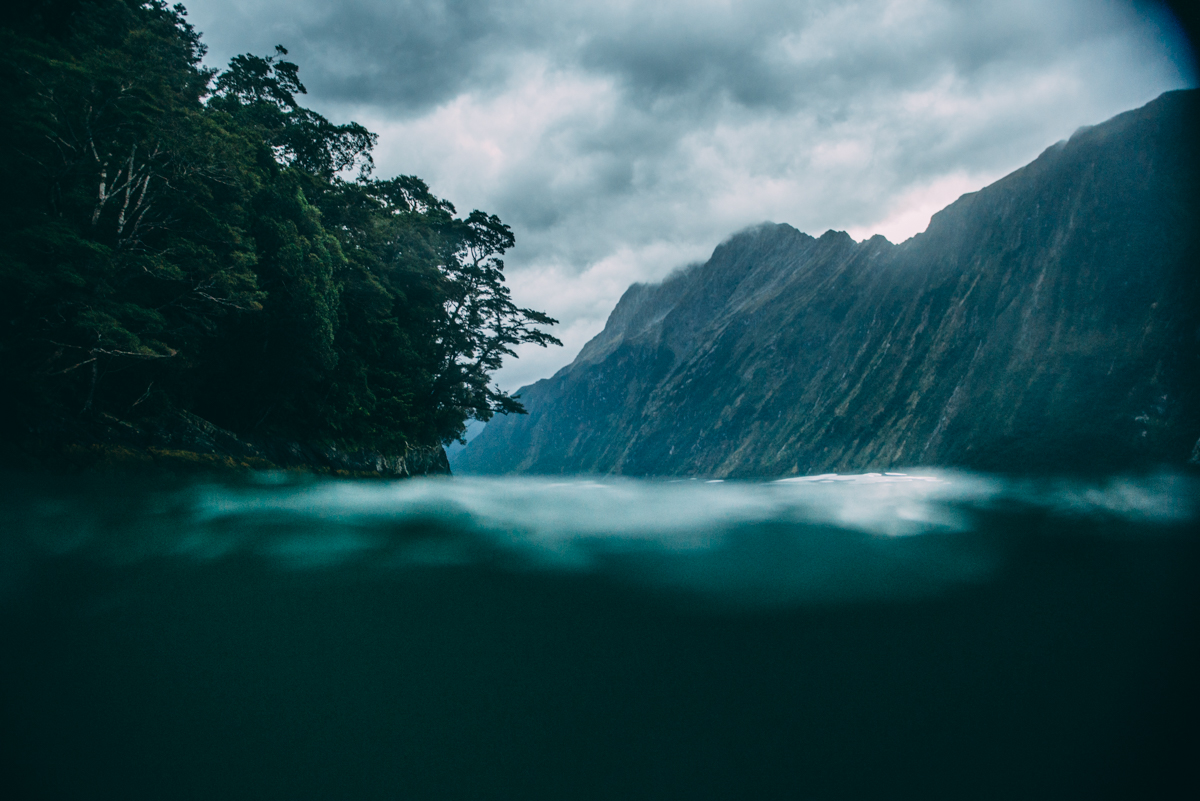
[182,0,1196,391]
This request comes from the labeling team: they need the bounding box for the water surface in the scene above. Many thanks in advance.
[2,471,1197,798]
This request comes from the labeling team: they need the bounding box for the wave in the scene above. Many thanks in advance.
[4,470,1195,608]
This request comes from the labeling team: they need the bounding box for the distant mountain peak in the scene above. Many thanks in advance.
[455,90,1200,477]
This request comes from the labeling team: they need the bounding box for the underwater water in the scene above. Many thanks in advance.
[1,470,1197,799]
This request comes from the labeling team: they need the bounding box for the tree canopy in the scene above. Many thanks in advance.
[0,0,559,452]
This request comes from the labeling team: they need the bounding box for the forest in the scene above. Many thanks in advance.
[0,0,559,465]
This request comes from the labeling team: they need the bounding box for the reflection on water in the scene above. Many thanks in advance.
[1,470,1197,798]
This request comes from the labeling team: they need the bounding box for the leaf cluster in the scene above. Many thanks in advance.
[0,0,559,451]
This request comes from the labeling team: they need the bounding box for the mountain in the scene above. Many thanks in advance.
[455,90,1200,477]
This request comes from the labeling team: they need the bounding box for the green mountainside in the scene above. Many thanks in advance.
[0,1,558,474]
[456,90,1200,477]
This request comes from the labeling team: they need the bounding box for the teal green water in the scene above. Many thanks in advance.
[2,471,1197,798]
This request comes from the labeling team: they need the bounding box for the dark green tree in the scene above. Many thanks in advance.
[0,0,264,415]
[0,0,559,457]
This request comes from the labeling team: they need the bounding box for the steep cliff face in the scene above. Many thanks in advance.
[456,90,1200,477]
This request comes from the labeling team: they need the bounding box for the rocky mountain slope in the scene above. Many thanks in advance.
[455,90,1200,477]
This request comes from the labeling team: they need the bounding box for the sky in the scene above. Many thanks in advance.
[181,0,1196,392]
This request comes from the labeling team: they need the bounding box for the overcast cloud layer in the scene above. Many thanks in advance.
[183,0,1195,391]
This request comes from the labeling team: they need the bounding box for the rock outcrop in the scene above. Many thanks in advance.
[456,90,1200,477]
[7,409,450,478]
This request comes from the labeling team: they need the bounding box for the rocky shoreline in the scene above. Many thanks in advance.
[4,409,451,478]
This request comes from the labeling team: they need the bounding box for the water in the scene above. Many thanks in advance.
[2,470,1197,798]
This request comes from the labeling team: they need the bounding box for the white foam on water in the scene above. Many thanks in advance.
[4,470,1195,607]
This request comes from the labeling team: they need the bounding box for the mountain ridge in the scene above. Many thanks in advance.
[456,89,1200,477]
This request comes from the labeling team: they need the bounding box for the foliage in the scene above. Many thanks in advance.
[0,0,559,449]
